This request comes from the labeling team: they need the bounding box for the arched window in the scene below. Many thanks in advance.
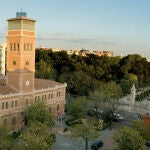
[17,43,19,51]
[14,43,16,51]
[12,116,17,126]
[3,118,7,127]
[10,43,12,51]
[49,107,52,113]
[24,43,26,51]
[27,44,29,51]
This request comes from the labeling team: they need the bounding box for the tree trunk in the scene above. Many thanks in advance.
[85,138,88,150]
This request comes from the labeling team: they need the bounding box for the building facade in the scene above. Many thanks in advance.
[0,12,66,130]
[0,44,6,75]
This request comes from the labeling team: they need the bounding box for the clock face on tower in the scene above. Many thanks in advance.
[25,80,30,86]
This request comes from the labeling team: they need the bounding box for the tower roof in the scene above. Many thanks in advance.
[7,12,36,22]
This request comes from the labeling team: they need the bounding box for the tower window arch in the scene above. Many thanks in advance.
[17,43,19,51]
[13,60,16,65]
[27,44,29,51]
[10,43,12,51]
[14,43,16,51]
[24,43,26,51]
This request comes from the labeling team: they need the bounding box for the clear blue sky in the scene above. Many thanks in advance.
[0,0,150,58]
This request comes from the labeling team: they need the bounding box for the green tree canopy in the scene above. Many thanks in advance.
[114,126,145,150]
[71,118,99,150]
[24,101,53,127]
[16,122,55,150]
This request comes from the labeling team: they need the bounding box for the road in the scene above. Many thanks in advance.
[52,126,118,150]
[52,112,146,150]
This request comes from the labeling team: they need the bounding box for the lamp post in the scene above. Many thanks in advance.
[109,108,113,130]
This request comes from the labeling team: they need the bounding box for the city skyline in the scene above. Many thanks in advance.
[0,0,150,58]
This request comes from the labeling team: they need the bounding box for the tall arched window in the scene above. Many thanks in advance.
[14,43,16,51]
[17,43,19,51]
[3,118,7,127]
[24,43,26,51]
[27,44,29,51]
[12,116,17,126]
[10,43,12,51]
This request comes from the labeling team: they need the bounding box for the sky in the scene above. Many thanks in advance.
[0,0,150,58]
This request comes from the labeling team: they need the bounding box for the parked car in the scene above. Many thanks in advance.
[91,140,103,150]
[113,113,124,120]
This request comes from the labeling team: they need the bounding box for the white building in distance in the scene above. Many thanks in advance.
[0,44,6,75]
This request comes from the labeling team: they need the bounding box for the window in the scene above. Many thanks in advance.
[3,118,7,127]
[49,107,52,113]
[38,96,40,101]
[57,91,61,97]
[25,97,29,105]
[42,95,44,101]
[2,102,9,110]
[14,43,16,51]
[6,102,8,109]
[51,93,53,99]
[42,95,46,102]
[48,93,53,100]
[27,44,29,51]
[10,43,12,51]
[48,94,50,100]
[11,100,18,108]
[12,116,17,126]
[26,61,29,65]
[24,43,26,51]
[13,60,16,65]
[11,101,14,108]
[2,102,5,110]
[15,100,17,107]
[17,43,19,51]
[35,96,38,102]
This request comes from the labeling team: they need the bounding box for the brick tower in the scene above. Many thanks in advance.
[6,12,36,92]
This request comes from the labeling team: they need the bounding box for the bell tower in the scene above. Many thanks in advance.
[6,12,36,92]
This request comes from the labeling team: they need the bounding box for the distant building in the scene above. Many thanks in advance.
[0,44,6,75]
[0,12,66,130]
[36,47,113,57]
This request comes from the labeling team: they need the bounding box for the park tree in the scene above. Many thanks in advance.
[0,127,14,150]
[35,59,54,79]
[89,81,122,129]
[24,101,53,127]
[59,71,100,96]
[71,118,99,150]
[120,73,138,95]
[19,102,55,150]
[66,98,86,119]
[16,122,55,150]
[114,126,145,150]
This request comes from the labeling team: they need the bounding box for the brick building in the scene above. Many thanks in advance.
[0,12,66,130]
